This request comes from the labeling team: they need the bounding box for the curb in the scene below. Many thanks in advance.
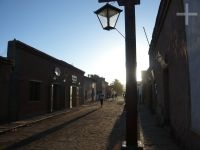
[0,110,70,135]
[0,102,99,135]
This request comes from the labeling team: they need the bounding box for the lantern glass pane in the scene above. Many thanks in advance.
[98,14,108,29]
[109,13,119,28]
[108,9,119,18]
[98,9,119,18]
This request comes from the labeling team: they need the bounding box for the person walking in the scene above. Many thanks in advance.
[99,93,104,108]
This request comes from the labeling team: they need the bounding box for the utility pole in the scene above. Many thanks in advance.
[124,2,138,148]
[97,0,140,149]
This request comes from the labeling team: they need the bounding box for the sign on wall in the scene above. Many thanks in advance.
[72,75,77,84]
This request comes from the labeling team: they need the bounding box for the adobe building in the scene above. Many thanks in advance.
[0,39,85,123]
[147,0,200,149]
[83,76,96,103]
[88,74,107,100]
[106,85,114,99]
[0,56,14,123]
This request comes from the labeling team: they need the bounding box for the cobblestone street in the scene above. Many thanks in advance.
[0,97,181,150]
[0,98,125,150]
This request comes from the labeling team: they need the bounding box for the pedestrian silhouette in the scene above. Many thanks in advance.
[99,93,104,108]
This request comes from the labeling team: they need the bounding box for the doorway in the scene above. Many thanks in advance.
[50,84,61,112]
[70,86,78,108]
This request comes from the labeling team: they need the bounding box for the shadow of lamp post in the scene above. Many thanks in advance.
[94,0,142,149]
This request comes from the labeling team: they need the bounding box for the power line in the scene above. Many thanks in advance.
[143,26,150,46]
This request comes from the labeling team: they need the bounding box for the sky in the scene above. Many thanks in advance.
[0,0,160,85]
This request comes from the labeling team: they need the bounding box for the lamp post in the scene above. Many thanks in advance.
[94,3,122,30]
[95,0,141,149]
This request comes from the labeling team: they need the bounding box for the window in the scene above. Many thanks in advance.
[29,81,41,101]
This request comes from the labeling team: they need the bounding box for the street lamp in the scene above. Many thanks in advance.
[95,0,142,149]
[94,3,122,30]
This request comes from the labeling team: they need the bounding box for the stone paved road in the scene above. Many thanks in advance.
[0,99,125,150]
[0,98,181,150]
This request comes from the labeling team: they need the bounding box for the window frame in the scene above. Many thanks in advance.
[29,80,42,102]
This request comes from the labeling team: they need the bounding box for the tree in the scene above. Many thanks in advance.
[110,79,124,96]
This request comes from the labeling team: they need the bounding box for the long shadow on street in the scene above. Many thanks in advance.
[5,109,98,150]
[106,106,126,150]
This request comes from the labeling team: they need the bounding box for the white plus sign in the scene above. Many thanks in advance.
[176,3,198,25]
